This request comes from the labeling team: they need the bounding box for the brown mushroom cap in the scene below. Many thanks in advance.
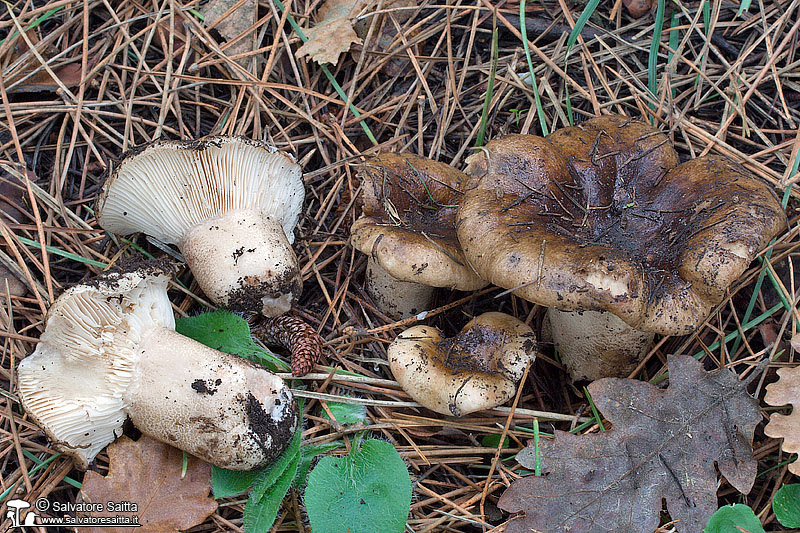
[456,115,787,335]
[388,312,536,416]
[351,153,487,291]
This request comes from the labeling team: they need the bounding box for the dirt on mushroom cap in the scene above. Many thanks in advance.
[456,115,787,335]
[388,312,537,416]
[351,153,487,290]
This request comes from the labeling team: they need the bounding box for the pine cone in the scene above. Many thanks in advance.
[255,315,324,377]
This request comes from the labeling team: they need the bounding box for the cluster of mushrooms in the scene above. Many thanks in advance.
[352,114,786,414]
[18,137,309,470]
[16,114,788,472]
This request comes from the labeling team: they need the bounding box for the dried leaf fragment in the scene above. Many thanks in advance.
[623,0,654,18]
[199,0,257,67]
[499,355,760,533]
[764,365,800,476]
[296,0,368,65]
[79,436,217,533]
[4,29,93,93]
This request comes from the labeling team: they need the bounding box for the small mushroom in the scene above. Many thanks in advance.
[457,115,787,380]
[96,136,304,317]
[388,312,536,416]
[17,261,298,470]
[351,153,487,318]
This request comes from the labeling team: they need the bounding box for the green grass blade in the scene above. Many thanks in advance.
[565,0,601,61]
[702,0,710,34]
[520,0,548,135]
[583,387,605,432]
[648,0,666,117]
[532,418,542,476]
[668,12,679,99]
[0,6,64,46]
[650,301,784,386]
[272,0,377,145]
[564,0,601,126]
[731,149,799,354]
[476,23,498,147]
[693,302,783,360]
[22,449,81,488]
[737,0,752,18]
[16,235,107,268]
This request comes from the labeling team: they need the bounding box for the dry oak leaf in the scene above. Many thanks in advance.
[79,436,217,532]
[623,0,654,18]
[764,364,800,476]
[199,0,257,67]
[499,355,760,533]
[4,29,95,93]
[295,0,368,65]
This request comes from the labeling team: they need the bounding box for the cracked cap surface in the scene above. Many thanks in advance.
[456,115,787,335]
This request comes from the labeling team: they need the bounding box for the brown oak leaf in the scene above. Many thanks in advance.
[498,355,760,533]
[199,0,257,67]
[79,436,217,532]
[4,30,94,93]
[623,0,654,18]
[764,364,800,476]
[295,0,368,65]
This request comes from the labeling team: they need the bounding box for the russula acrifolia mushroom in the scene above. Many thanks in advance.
[96,136,304,317]
[17,261,298,470]
[388,312,536,416]
[351,153,487,318]
[457,115,787,381]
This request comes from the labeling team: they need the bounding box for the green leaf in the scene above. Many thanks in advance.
[212,424,301,499]
[481,434,510,449]
[211,466,262,499]
[176,309,288,371]
[305,439,412,533]
[321,401,367,426]
[294,441,344,489]
[250,429,302,503]
[774,484,800,528]
[703,504,765,533]
[242,454,298,532]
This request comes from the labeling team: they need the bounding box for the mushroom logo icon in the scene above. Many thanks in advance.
[5,499,37,529]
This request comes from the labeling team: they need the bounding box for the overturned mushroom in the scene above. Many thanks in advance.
[457,115,786,380]
[96,136,304,317]
[351,153,487,318]
[388,312,536,416]
[17,261,298,470]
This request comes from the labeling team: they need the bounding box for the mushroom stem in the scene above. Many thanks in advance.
[366,256,434,319]
[548,309,654,381]
[125,325,297,470]
[179,208,302,317]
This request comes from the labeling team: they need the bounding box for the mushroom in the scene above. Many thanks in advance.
[388,312,536,416]
[96,136,304,317]
[457,115,787,380]
[351,153,487,318]
[17,260,298,471]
